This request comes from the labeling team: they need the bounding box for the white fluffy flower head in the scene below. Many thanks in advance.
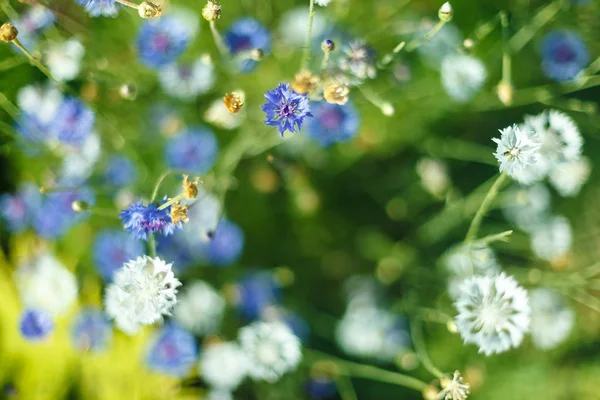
[441,54,487,102]
[174,280,225,335]
[530,215,572,262]
[45,39,85,82]
[239,321,302,382]
[529,288,574,350]
[105,255,181,334]
[200,342,249,390]
[549,157,591,197]
[443,243,501,299]
[439,371,470,400]
[492,125,542,180]
[454,272,530,356]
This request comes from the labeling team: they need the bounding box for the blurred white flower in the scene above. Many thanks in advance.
[45,39,85,82]
[17,83,63,126]
[206,390,233,400]
[199,342,249,390]
[15,253,78,316]
[173,280,225,335]
[105,256,181,335]
[549,157,591,197]
[336,306,410,360]
[529,288,574,350]
[239,321,302,382]
[439,371,470,400]
[181,192,222,245]
[416,158,450,197]
[492,125,542,180]
[502,184,551,232]
[441,54,487,102]
[454,273,530,356]
[442,243,501,299]
[530,215,572,262]
[315,0,332,5]
[60,133,101,183]
[417,23,462,69]
[159,56,215,101]
[204,98,245,130]
[279,6,327,46]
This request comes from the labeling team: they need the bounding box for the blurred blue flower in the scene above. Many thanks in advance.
[11,5,55,51]
[206,219,244,266]
[307,101,360,147]
[0,194,29,232]
[306,377,337,399]
[157,233,196,272]
[120,199,179,241]
[20,309,54,340]
[104,155,137,187]
[93,229,145,280]
[541,30,589,82]
[137,16,191,68]
[165,127,218,173]
[224,18,271,73]
[146,324,198,377]
[76,0,119,17]
[14,113,51,145]
[236,272,281,320]
[261,83,312,136]
[32,187,94,238]
[50,97,95,145]
[71,309,113,351]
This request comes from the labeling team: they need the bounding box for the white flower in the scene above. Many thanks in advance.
[416,158,450,197]
[17,83,63,126]
[530,215,572,262]
[454,273,530,356]
[173,280,225,335]
[417,23,462,69]
[204,98,245,130]
[315,0,333,6]
[279,6,327,46]
[335,306,410,360]
[439,371,470,400]
[529,288,574,350]
[549,157,591,197]
[199,342,249,390]
[502,184,551,232]
[159,56,215,101]
[492,125,542,180]
[518,110,583,184]
[15,253,78,316]
[60,133,101,183]
[440,54,487,102]
[442,243,501,299]
[206,390,233,400]
[182,192,222,245]
[105,256,181,334]
[45,39,85,82]
[239,321,302,382]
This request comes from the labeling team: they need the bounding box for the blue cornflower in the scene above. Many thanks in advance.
[206,219,244,266]
[76,0,119,17]
[104,155,137,187]
[93,229,145,280]
[165,127,218,173]
[50,97,95,145]
[541,30,589,82]
[20,309,54,340]
[146,325,198,377]
[261,83,313,136]
[71,309,113,351]
[224,18,271,73]
[137,16,191,69]
[32,187,94,239]
[307,101,360,147]
[236,272,281,320]
[120,199,180,241]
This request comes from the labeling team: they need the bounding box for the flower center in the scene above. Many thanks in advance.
[554,43,575,63]
[279,103,297,118]
[256,342,279,365]
[319,108,343,130]
[153,34,171,52]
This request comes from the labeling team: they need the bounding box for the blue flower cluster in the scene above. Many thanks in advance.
[76,0,119,18]
[120,199,181,241]
[145,324,198,377]
[93,229,145,280]
[224,18,271,73]
[307,101,360,147]
[541,30,589,82]
[104,155,138,187]
[20,309,54,341]
[262,83,313,136]
[165,127,219,173]
[137,16,192,69]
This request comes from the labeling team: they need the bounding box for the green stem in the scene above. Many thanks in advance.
[410,320,444,379]
[405,20,446,52]
[378,41,406,69]
[0,56,25,71]
[12,38,65,91]
[150,170,186,203]
[157,193,185,210]
[148,234,157,258]
[335,376,358,400]
[509,0,564,53]
[305,349,429,392]
[465,171,508,242]
[300,0,316,71]
[500,11,511,87]
[210,21,230,58]
[114,0,139,9]
[88,207,120,219]
[474,229,513,245]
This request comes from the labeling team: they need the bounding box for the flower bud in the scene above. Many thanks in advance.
[321,39,335,53]
[291,69,320,94]
[250,48,264,61]
[438,2,453,22]
[0,22,18,43]
[71,200,89,212]
[381,102,395,116]
[323,84,349,105]
[202,0,222,22]
[138,1,162,18]
[496,81,513,106]
[223,91,245,114]
[119,83,138,100]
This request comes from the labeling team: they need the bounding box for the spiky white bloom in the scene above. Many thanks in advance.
[492,125,542,180]
[502,184,551,232]
[440,54,487,102]
[199,342,249,390]
[159,56,215,101]
[315,0,332,5]
[335,306,410,360]
[15,253,78,316]
[439,371,470,400]
[529,288,574,350]
[549,157,591,197]
[173,280,225,336]
[204,98,245,130]
[45,39,85,82]
[105,256,181,335]
[239,321,302,382]
[517,110,583,184]
[530,215,572,262]
[454,273,530,356]
[442,243,501,299]
[416,158,450,197]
